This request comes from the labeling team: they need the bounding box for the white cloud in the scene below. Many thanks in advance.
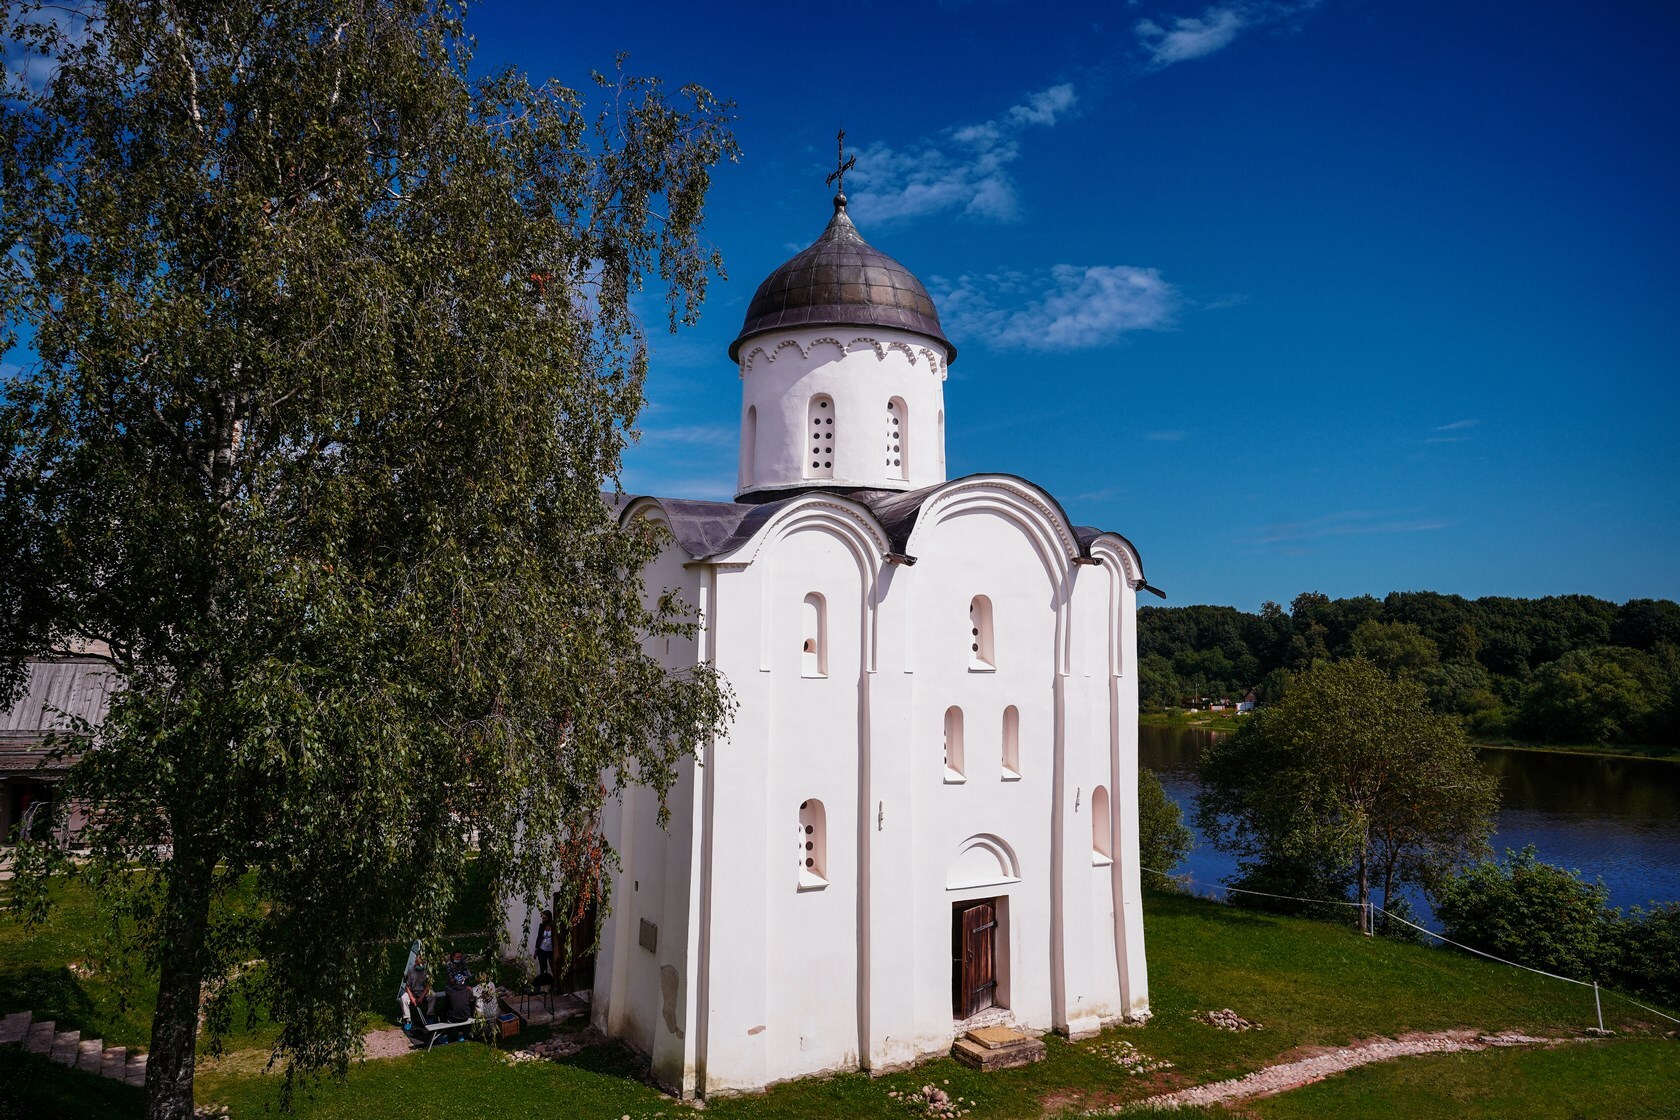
[1134,2,1321,70]
[1245,510,1450,547]
[933,264,1180,350]
[633,424,735,447]
[1433,418,1479,431]
[848,83,1078,225]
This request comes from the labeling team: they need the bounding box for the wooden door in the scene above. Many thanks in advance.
[954,901,997,1019]
[554,895,599,998]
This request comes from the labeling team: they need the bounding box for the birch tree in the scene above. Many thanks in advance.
[0,3,736,1117]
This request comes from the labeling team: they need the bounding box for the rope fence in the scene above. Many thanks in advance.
[1140,865,1680,1029]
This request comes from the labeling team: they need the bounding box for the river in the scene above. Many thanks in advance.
[1139,724,1680,924]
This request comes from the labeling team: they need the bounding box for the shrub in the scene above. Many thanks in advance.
[1138,768,1192,888]
[1434,846,1614,980]
[1608,902,1680,1008]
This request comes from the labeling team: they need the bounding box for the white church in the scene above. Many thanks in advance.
[507,183,1154,1097]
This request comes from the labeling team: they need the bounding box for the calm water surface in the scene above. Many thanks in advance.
[1139,724,1680,925]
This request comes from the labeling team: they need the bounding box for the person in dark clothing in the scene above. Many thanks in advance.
[443,949,474,1020]
[404,952,436,1022]
[533,910,556,990]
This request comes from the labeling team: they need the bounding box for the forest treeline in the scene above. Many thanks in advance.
[1139,591,1680,747]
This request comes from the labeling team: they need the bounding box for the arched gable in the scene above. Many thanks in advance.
[716,494,889,675]
[902,476,1082,593]
[903,476,1084,674]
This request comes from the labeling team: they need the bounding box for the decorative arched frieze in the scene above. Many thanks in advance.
[738,333,950,373]
[947,833,1022,890]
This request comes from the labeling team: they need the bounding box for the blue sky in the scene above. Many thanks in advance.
[111,4,1680,610]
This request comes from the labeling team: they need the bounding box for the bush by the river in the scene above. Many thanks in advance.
[1435,846,1680,1008]
[1138,767,1192,888]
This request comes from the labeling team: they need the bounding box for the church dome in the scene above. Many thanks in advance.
[728,195,955,362]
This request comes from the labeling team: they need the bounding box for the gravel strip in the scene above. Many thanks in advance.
[1114,1030,1550,1111]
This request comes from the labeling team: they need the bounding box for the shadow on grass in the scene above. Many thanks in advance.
[0,1046,142,1120]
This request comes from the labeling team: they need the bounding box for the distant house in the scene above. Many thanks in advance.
[0,657,114,842]
[1236,689,1257,714]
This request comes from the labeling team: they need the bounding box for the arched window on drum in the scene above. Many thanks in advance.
[807,395,835,479]
[886,397,907,480]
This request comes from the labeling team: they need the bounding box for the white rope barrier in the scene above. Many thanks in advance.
[1140,866,1680,1027]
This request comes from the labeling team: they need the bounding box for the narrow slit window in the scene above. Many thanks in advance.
[1001,705,1020,779]
[886,397,908,480]
[740,404,757,488]
[798,799,827,888]
[806,395,835,480]
[943,706,966,782]
[801,592,827,677]
[969,595,995,670]
[1091,785,1113,865]
[938,409,945,469]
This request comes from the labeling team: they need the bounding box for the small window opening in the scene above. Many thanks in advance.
[741,404,757,488]
[801,592,827,677]
[938,409,946,470]
[968,595,996,671]
[798,799,828,888]
[943,706,966,782]
[1001,706,1021,780]
[806,395,835,479]
[886,397,908,481]
[1091,785,1113,865]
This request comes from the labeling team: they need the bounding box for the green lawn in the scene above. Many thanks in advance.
[5,886,1675,1118]
[1248,1039,1680,1120]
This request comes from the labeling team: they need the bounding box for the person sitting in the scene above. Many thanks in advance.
[444,949,475,1021]
[404,952,436,1023]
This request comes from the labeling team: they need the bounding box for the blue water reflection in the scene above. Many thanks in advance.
[1139,725,1680,927]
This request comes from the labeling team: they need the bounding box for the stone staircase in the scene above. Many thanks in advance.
[0,1009,147,1087]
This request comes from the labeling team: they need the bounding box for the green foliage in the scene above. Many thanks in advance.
[1515,647,1667,745]
[1437,850,1680,1007]
[1137,768,1192,883]
[1610,902,1680,1008]
[1434,846,1614,980]
[1139,591,1680,749]
[0,1,736,1114]
[1197,659,1498,929]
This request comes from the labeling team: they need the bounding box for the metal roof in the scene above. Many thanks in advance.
[728,195,954,363]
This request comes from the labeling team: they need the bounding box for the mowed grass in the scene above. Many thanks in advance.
[185,889,1676,1120]
[3,884,1673,1117]
[0,878,157,1049]
[1249,1039,1680,1120]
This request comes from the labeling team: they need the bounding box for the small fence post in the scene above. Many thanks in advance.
[1594,981,1604,1032]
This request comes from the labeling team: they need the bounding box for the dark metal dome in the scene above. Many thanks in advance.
[728,194,955,363]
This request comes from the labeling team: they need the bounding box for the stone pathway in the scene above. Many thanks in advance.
[1117,1030,1554,1111]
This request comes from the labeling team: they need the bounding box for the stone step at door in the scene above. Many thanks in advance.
[125,1053,148,1087]
[100,1045,127,1080]
[48,1028,80,1066]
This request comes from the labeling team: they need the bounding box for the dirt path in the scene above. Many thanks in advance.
[1120,1029,1555,1111]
